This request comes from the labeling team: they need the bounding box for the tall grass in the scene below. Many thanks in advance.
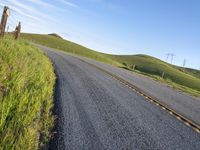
[0,36,55,149]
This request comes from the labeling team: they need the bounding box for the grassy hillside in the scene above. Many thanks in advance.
[21,33,121,67]
[21,33,200,96]
[0,36,55,149]
[48,33,63,39]
[109,54,200,91]
[175,66,200,79]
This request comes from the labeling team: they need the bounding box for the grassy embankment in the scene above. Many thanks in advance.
[109,54,200,97]
[0,36,55,149]
[21,33,200,97]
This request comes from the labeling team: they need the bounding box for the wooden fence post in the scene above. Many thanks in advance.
[14,22,21,40]
[132,64,136,70]
[162,72,165,78]
[0,6,10,37]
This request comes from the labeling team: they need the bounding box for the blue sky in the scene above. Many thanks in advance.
[0,0,200,69]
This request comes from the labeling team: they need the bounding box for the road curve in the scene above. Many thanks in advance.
[40,46,200,150]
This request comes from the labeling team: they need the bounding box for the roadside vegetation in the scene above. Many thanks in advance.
[0,36,55,149]
[21,33,200,97]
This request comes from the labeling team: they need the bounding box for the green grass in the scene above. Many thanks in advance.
[175,66,200,79]
[48,33,63,39]
[108,54,200,92]
[21,33,200,97]
[0,36,55,149]
[21,33,121,67]
[133,69,200,97]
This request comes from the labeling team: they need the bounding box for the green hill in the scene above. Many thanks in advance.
[21,33,121,66]
[175,66,200,79]
[21,33,200,96]
[108,54,200,91]
[48,33,63,39]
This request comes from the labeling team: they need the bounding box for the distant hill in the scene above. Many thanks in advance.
[175,66,200,79]
[108,54,200,91]
[48,33,63,39]
[21,33,200,93]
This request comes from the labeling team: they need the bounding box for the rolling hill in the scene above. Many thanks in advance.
[176,66,200,79]
[21,33,200,95]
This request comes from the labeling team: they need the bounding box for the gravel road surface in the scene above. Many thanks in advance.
[40,46,200,150]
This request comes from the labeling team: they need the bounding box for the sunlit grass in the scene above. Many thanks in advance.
[0,36,55,149]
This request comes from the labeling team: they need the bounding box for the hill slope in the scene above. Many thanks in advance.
[21,33,121,66]
[108,54,200,91]
[21,33,200,95]
[175,66,200,79]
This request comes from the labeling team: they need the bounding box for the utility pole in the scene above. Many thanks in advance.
[0,6,10,37]
[182,59,187,72]
[183,59,186,68]
[14,22,21,40]
[165,53,170,62]
[170,53,175,64]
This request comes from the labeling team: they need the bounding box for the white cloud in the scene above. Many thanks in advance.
[28,0,56,9]
[2,0,59,24]
[0,1,40,22]
[58,0,78,8]
[0,0,62,34]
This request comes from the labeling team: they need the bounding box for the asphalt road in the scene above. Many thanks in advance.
[76,55,200,126]
[40,46,200,150]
